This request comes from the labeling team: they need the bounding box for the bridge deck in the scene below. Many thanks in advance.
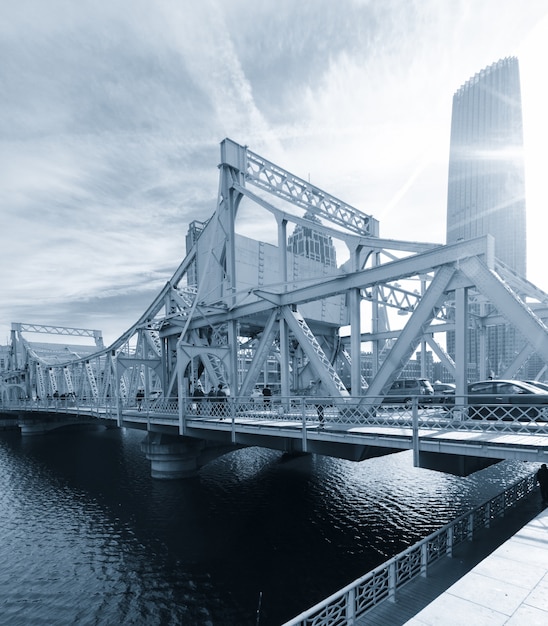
[7,402,548,463]
[154,412,548,462]
[355,494,548,625]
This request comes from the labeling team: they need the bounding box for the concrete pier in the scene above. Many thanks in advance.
[140,432,206,479]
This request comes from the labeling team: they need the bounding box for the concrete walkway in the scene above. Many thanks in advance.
[357,492,548,625]
[404,504,548,625]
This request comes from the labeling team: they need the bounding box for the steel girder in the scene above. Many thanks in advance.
[459,257,548,364]
[364,265,456,398]
[4,138,548,406]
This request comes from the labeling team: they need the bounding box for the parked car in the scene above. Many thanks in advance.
[382,378,434,407]
[431,382,456,404]
[523,380,548,392]
[451,379,548,420]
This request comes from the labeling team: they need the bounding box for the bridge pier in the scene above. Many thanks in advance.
[418,451,502,476]
[140,432,206,479]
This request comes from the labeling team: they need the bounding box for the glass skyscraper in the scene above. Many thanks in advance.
[447,56,526,274]
[287,210,337,267]
[446,57,526,379]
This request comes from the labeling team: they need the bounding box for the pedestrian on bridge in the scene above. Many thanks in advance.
[536,463,548,506]
[310,380,325,429]
[262,385,272,409]
[136,389,144,412]
[192,382,205,415]
[207,386,217,414]
[215,384,227,418]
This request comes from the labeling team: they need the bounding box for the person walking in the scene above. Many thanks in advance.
[136,389,144,412]
[310,380,325,428]
[207,386,217,416]
[262,385,272,409]
[192,382,204,415]
[216,383,227,419]
[537,463,548,506]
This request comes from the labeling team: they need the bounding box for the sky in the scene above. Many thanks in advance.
[2,0,548,347]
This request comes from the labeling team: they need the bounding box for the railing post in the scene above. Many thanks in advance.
[467,512,474,541]
[446,526,453,557]
[178,395,185,436]
[345,588,356,621]
[412,397,419,466]
[231,398,236,444]
[302,397,308,453]
[388,562,396,602]
[420,542,428,577]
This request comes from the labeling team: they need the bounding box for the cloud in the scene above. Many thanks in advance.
[1,0,548,345]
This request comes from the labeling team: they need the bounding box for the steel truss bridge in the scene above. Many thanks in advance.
[3,138,548,477]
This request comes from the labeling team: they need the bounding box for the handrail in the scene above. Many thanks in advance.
[4,395,548,435]
[281,472,537,626]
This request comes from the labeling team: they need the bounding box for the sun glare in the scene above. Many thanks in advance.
[518,15,548,291]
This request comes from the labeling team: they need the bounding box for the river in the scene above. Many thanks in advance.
[0,426,536,625]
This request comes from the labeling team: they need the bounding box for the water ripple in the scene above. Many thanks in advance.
[0,430,536,625]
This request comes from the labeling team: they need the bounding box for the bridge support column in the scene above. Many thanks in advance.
[140,432,205,479]
[418,451,501,477]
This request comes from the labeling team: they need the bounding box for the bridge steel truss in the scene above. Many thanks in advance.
[3,138,548,422]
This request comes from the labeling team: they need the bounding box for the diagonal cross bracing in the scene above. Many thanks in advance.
[241,145,379,237]
[365,265,456,398]
[238,310,279,398]
[184,235,493,332]
[282,307,349,397]
[460,257,548,364]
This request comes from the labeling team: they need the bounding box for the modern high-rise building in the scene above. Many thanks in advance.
[447,56,526,274]
[287,210,337,267]
[446,57,527,379]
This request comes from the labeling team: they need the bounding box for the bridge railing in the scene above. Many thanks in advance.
[183,394,548,433]
[4,395,117,418]
[131,396,179,415]
[438,395,548,432]
[281,471,538,626]
[4,394,548,434]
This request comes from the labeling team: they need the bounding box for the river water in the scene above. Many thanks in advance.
[0,426,536,625]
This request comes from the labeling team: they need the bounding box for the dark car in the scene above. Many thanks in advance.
[431,382,456,404]
[382,378,434,407]
[464,379,548,421]
[523,380,548,392]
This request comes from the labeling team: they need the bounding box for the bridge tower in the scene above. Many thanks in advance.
[4,138,548,479]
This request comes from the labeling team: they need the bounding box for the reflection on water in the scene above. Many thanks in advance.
[0,427,535,625]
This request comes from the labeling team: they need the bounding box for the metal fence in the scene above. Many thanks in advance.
[179,394,548,436]
[281,472,538,626]
[6,394,548,434]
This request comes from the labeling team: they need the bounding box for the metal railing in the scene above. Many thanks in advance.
[282,472,538,626]
[180,394,548,436]
[4,395,117,418]
[5,394,548,433]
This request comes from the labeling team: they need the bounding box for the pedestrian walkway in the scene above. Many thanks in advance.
[356,492,548,625]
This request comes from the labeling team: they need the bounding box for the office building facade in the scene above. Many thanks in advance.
[447,56,526,272]
[287,210,337,267]
[446,57,527,379]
